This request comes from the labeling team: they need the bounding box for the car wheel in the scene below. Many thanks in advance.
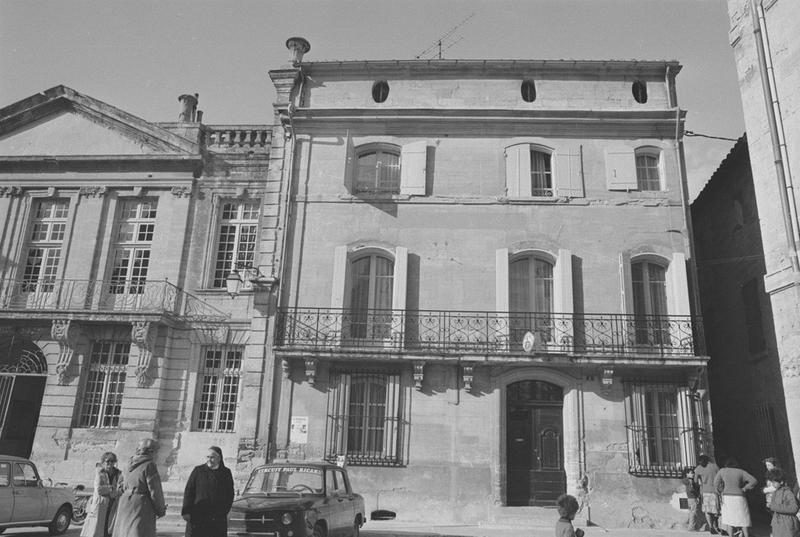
[48,505,71,536]
[352,517,361,537]
[312,523,326,537]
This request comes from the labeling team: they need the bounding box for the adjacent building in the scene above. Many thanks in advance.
[268,40,710,527]
[726,0,800,472]
[0,86,283,489]
[692,135,794,479]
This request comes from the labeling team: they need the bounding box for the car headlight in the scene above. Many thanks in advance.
[281,512,293,525]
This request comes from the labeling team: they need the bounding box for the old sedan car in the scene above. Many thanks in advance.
[228,461,365,537]
[0,455,73,535]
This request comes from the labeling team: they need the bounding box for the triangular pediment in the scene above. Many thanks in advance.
[0,109,168,156]
[0,86,199,158]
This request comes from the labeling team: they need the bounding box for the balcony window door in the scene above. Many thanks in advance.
[509,256,554,347]
[104,200,157,309]
[212,201,259,288]
[348,255,393,340]
[631,261,669,345]
[19,200,69,307]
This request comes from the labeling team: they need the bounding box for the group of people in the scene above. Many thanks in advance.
[682,455,800,537]
[80,439,235,537]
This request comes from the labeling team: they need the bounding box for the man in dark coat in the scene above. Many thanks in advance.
[182,446,235,537]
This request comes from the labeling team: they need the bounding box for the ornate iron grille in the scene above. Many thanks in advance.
[275,308,705,356]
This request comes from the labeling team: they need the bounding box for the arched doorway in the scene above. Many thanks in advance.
[506,380,565,506]
[0,333,48,457]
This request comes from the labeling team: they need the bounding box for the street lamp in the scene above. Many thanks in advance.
[225,262,276,298]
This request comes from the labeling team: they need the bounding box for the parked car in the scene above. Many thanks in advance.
[228,461,365,537]
[0,455,73,535]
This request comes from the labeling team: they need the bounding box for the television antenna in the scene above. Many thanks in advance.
[415,13,475,60]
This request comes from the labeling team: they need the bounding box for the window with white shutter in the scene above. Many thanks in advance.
[505,144,583,198]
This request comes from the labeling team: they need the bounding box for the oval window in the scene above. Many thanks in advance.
[372,81,389,103]
[521,80,536,102]
[632,80,648,104]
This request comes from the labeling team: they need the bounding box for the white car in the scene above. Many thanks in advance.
[0,455,73,535]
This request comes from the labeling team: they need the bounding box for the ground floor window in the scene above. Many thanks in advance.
[624,382,701,477]
[194,346,243,432]
[78,341,130,428]
[326,370,405,466]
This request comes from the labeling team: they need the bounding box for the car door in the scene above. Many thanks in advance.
[325,469,345,536]
[11,462,45,522]
[335,469,356,531]
[0,461,13,523]
[328,469,354,536]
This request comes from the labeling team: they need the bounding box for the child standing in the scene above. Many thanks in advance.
[682,466,703,531]
[765,468,800,537]
[555,494,584,537]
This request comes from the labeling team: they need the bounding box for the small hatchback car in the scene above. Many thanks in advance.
[0,455,73,535]
[228,461,365,537]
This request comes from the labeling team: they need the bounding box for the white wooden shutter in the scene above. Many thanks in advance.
[343,130,355,192]
[554,249,574,350]
[391,247,408,344]
[400,141,427,196]
[605,147,637,191]
[666,252,691,316]
[382,373,401,459]
[495,248,510,350]
[331,245,348,309]
[618,252,634,314]
[504,144,530,197]
[554,147,584,198]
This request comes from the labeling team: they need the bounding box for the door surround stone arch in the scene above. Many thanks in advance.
[492,367,582,506]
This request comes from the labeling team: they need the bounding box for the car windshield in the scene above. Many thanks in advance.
[244,466,324,495]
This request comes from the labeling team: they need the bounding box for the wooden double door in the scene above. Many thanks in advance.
[506,380,565,506]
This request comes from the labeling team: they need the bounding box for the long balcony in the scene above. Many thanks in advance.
[0,279,228,324]
[275,307,705,358]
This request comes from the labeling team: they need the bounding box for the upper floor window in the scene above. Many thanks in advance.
[212,201,259,288]
[505,144,583,198]
[347,142,427,197]
[372,81,390,103]
[195,346,243,432]
[632,80,648,104]
[631,260,669,345]
[635,148,661,191]
[22,199,70,292]
[521,80,537,102]
[347,254,394,340]
[509,255,554,345]
[78,341,130,428]
[355,146,401,194]
[109,199,157,295]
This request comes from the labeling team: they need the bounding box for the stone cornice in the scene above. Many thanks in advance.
[300,59,683,79]
[291,108,686,138]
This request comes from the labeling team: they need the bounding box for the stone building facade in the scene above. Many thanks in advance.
[0,86,284,490]
[692,136,794,479]
[269,40,710,527]
[726,0,800,472]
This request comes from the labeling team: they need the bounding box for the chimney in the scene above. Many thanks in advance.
[178,93,199,122]
[285,37,311,66]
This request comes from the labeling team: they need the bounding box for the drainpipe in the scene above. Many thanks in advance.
[751,0,800,273]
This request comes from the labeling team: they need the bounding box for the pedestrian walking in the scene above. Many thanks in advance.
[114,438,167,537]
[695,454,721,534]
[181,446,235,537]
[714,457,757,537]
[682,466,703,531]
[554,493,584,537]
[81,452,122,537]
[765,468,800,537]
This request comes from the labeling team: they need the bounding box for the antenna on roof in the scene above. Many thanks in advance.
[415,13,475,60]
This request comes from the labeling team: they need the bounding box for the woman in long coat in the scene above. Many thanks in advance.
[81,452,122,537]
[114,439,166,537]
[181,446,235,537]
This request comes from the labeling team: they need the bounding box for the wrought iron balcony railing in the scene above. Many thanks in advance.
[275,307,705,356]
[625,425,711,477]
[0,279,228,323]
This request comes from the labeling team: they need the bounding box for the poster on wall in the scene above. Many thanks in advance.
[290,416,308,444]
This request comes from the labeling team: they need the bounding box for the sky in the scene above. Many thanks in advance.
[0,0,744,199]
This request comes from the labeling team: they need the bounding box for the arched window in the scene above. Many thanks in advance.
[355,145,401,194]
[509,255,554,345]
[635,147,661,191]
[348,254,394,339]
[631,260,668,344]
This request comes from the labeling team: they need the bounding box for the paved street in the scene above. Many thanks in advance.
[0,521,772,537]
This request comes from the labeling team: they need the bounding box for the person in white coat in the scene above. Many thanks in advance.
[81,452,123,537]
